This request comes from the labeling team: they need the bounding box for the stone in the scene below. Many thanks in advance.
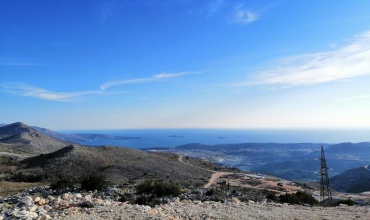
[27,205,38,212]
[75,193,82,198]
[53,198,61,205]
[22,196,33,205]
[62,193,73,200]
[38,199,46,205]
[43,205,53,211]
[11,209,38,219]
[83,195,92,202]
[84,200,94,208]
[37,213,52,220]
[34,197,41,202]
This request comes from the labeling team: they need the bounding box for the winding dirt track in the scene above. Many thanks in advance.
[177,155,232,188]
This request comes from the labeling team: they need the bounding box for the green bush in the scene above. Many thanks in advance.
[279,191,318,205]
[136,180,182,197]
[50,178,75,190]
[81,174,108,191]
[134,195,161,207]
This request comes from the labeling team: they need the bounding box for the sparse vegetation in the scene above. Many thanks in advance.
[81,174,109,191]
[136,179,182,197]
[8,172,46,183]
[132,179,182,206]
[279,191,318,205]
[50,178,75,190]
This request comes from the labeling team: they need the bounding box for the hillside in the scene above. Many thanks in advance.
[325,142,370,156]
[0,122,69,156]
[330,165,370,193]
[18,145,214,186]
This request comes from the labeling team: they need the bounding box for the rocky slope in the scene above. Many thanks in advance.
[19,145,214,186]
[331,165,370,193]
[0,122,69,156]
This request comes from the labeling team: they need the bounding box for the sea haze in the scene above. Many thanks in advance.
[59,128,370,149]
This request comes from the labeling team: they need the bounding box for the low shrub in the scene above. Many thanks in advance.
[279,191,318,205]
[50,178,75,190]
[9,172,46,182]
[81,174,108,191]
[134,195,161,207]
[136,180,182,197]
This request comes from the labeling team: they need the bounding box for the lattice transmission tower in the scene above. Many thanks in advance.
[320,146,332,205]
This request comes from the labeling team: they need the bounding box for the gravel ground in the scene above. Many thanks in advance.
[60,200,370,220]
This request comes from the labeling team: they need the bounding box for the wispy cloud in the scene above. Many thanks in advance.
[1,71,200,102]
[208,0,224,17]
[101,0,118,21]
[0,62,42,66]
[232,31,370,87]
[0,83,102,102]
[51,43,72,47]
[100,71,200,90]
[337,94,370,102]
[233,7,259,25]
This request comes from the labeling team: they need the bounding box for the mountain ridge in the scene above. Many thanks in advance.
[0,122,69,155]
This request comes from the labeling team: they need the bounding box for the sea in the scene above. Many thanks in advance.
[59,129,370,149]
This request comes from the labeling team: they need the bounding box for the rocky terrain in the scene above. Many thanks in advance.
[1,186,370,220]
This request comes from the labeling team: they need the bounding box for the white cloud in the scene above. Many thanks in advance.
[0,83,101,102]
[1,70,200,101]
[233,8,259,25]
[100,71,199,90]
[233,31,370,87]
[337,94,370,102]
[154,71,193,79]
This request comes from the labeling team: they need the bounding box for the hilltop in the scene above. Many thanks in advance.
[0,122,69,156]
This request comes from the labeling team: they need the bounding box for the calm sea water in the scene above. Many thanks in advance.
[59,129,370,149]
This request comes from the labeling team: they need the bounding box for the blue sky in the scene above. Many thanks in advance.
[1,0,370,129]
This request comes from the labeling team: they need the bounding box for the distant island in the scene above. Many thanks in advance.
[168,135,185,138]
[67,133,141,142]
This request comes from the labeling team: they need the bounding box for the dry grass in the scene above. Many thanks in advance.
[0,181,44,196]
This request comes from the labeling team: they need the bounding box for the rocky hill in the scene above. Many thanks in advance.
[17,144,214,186]
[330,165,370,193]
[0,122,220,187]
[0,122,69,156]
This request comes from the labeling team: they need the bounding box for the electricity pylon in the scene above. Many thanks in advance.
[320,146,332,205]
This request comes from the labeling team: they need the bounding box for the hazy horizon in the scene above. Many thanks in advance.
[2,1,370,130]
[59,128,370,148]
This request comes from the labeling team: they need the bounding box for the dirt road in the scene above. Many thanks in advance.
[178,155,233,188]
